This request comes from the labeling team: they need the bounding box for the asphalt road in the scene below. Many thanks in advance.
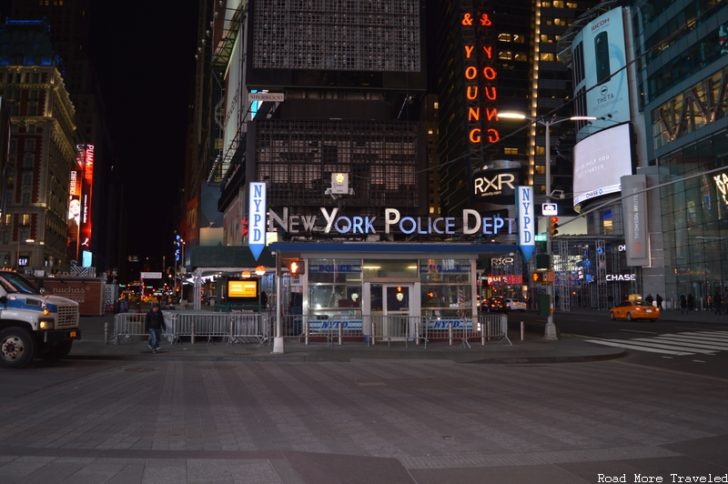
[506,309,728,378]
[1,326,727,483]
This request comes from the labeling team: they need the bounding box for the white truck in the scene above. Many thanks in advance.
[0,271,81,368]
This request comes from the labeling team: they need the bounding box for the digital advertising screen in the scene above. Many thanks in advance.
[573,123,632,209]
[572,7,630,139]
[228,280,258,299]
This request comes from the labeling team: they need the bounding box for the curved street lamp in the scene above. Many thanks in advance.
[498,111,596,340]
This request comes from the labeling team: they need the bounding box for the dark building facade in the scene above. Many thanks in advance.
[635,0,728,310]
[217,0,428,239]
[10,0,122,278]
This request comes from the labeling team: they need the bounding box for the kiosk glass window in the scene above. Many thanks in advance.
[308,259,362,319]
[419,258,472,318]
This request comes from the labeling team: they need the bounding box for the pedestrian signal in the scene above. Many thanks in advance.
[288,259,304,276]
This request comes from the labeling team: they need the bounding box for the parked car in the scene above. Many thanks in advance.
[609,300,661,321]
[504,298,527,311]
[482,297,508,313]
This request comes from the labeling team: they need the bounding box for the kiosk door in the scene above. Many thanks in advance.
[381,285,411,340]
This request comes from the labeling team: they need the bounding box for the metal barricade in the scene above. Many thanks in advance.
[112,313,147,344]
[230,313,269,343]
[477,313,512,346]
[368,315,421,347]
[303,317,364,345]
[419,318,477,348]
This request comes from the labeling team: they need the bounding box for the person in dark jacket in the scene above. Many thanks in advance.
[144,303,166,353]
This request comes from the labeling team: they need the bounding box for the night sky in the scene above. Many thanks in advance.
[92,1,198,268]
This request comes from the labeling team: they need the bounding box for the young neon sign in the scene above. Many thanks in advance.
[461,10,500,145]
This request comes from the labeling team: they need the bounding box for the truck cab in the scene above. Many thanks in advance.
[0,270,81,368]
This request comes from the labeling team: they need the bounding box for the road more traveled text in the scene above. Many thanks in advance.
[598,473,728,483]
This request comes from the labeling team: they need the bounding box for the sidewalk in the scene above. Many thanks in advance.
[72,316,626,364]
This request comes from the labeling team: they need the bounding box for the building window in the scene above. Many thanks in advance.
[504,147,519,155]
[539,53,556,61]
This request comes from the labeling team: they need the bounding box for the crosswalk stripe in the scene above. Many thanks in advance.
[656,335,728,350]
[693,331,728,337]
[584,339,693,356]
[626,338,716,354]
[674,334,728,344]
[686,332,728,341]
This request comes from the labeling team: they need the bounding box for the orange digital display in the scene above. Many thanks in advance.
[461,9,500,146]
[228,280,258,298]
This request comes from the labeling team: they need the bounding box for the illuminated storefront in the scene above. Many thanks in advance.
[271,242,516,339]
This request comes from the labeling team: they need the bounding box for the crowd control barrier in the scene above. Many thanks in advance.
[112,311,269,345]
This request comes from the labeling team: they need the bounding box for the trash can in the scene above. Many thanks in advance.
[537,293,550,317]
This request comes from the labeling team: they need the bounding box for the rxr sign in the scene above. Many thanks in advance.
[473,173,515,196]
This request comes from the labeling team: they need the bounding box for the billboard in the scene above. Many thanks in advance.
[573,7,630,138]
[573,123,632,209]
[67,167,81,260]
[78,144,94,252]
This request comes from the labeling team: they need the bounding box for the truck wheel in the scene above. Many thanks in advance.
[0,327,36,368]
[42,340,73,361]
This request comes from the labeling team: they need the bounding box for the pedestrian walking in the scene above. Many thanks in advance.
[687,293,695,311]
[680,294,687,314]
[655,293,663,310]
[144,303,166,353]
[645,293,654,306]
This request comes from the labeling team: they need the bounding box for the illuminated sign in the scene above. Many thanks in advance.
[461,9,500,146]
[516,186,535,260]
[79,144,94,250]
[473,171,516,200]
[268,207,516,237]
[248,182,267,260]
[486,274,523,285]
[715,172,728,207]
[228,280,258,298]
[605,274,636,282]
[67,144,94,262]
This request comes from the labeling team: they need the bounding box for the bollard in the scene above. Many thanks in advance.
[520,321,524,341]
[104,321,108,345]
[371,319,376,346]
[448,322,453,346]
[338,323,343,346]
[481,320,486,346]
[229,319,234,344]
[191,322,195,345]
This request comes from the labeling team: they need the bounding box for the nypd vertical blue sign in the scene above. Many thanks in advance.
[248,182,266,260]
[516,186,535,261]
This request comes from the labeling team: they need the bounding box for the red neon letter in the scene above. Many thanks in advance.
[464,45,475,59]
[468,107,481,121]
[479,13,492,27]
[483,66,497,80]
[482,45,493,60]
[461,13,473,26]
[469,128,482,143]
[487,128,500,143]
[465,66,477,80]
[486,107,498,121]
[484,86,497,101]
[466,86,479,100]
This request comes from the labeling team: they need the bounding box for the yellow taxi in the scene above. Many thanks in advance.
[609,300,661,321]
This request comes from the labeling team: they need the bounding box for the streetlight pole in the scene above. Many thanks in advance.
[498,112,595,340]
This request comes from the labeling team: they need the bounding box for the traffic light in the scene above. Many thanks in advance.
[549,216,560,237]
[531,271,543,283]
[288,259,304,276]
